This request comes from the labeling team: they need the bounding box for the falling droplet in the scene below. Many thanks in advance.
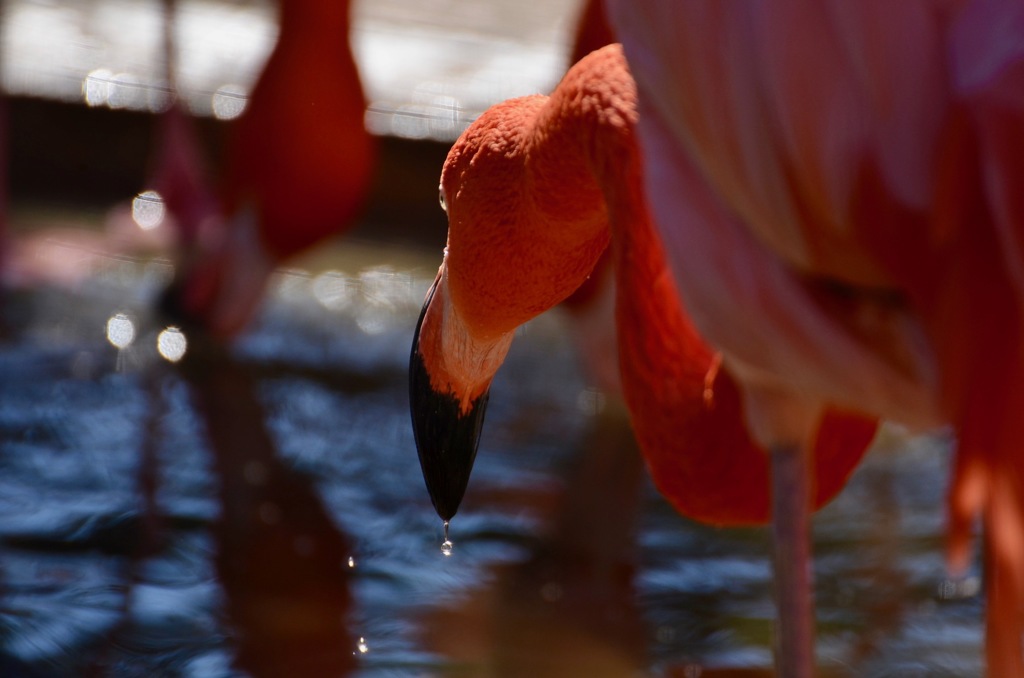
[357,637,369,654]
[348,556,356,568]
[440,520,453,557]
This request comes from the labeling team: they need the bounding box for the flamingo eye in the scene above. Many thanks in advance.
[438,187,448,213]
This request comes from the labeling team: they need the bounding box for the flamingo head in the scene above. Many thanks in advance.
[409,87,612,521]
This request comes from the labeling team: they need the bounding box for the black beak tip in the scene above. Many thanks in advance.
[409,283,489,522]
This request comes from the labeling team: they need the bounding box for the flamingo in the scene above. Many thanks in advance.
[407,41,876,666]
[557,0,623,395]
[159,0,375,338]
[179,337,358,676]
[602,1,1024,675]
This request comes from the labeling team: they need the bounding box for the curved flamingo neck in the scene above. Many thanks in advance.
[441,46,636,342]
[423,46,634,408]
[429,44,874,517]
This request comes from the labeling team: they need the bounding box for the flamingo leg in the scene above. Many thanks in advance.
[771,442,816,678]
[735,382,820,675]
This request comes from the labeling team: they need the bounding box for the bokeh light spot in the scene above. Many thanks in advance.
[312,270,356,312]
[157,326,187,362]
[212,83,248,120]
[106,72,146,110]
[83,68,113,107]
[106,313,135,349]
[132,190,166,230]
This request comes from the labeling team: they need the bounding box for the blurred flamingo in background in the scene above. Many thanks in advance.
[407,40,876,662]
[604,1,1024,675]
[569,0,615,67]
[155,0,375,338]
[179,337,358,676]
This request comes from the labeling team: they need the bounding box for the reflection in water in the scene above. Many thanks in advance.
[173,335,358,677]
[0,243,983,675]
[421,403,648,677]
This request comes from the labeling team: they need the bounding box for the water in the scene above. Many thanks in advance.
[0,231,983,677]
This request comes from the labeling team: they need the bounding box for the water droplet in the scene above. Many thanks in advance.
[438,186,447,213]
[348,556,356,568]
[440,520,453,556]
[357,637,369,653]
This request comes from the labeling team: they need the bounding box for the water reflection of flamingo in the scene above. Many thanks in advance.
[606,3,1024,675]
[177,336,357,677]
[157,0,375,338]
[408,43,876,669]
[420,414,647,677]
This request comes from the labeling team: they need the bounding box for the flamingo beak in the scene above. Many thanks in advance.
[409,276,490,522]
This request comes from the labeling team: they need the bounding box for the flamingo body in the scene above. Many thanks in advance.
[606,1,1024,672]
[614,196,876,524]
